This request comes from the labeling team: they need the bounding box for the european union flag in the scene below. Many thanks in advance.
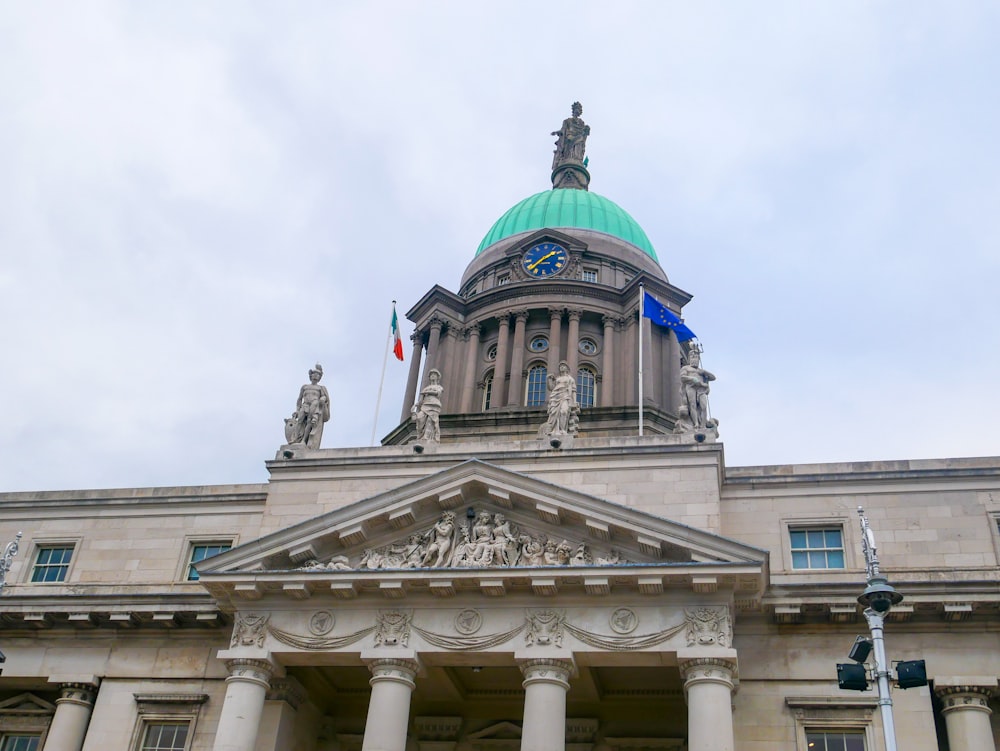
[642,291,696,342]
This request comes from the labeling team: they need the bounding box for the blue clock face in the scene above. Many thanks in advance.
[522,242,568,278]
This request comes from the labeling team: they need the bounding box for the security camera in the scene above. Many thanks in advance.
[868,591,894,613]
[858,577,903,613]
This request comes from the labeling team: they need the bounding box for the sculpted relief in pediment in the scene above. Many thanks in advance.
[298,509,629,572]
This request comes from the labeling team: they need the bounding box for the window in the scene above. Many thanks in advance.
[1,736,41,751]
[139,722,189,751]
[578,338,598,356]
[525,365,547,407]
[482,371,494,410]
[30,546,73,583]
[187,543,232,581]
[485,343,497,361]
[806,731,865,751]
[582,269,598,283]
[577,367,596,407]
[790,528,845,569]
[496,274,510,286]
[529,336,548,352]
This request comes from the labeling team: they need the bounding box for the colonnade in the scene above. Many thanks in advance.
[400,308,663,422]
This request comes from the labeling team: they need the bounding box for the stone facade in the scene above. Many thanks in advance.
[2,110,998,751]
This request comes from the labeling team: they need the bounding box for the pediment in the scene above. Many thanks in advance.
[199,460,767,604]
[0,692,56,714]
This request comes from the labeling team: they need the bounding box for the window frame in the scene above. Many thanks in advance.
[178,537,236,582]
[130,693,207,751]
[0,693,54,750]
[525,363,548,407]
[780,518,855,573]
[576,366,597,408]
[0,735,42,751]
[786,696,876,751]
[582,268,598,283]
[482,370,495,410]
[23,539,80,584]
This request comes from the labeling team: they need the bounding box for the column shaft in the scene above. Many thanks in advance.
[680,657,736,751]
[492,314,511,408]
[460,324,481,413]
[212,659,273,751]
[421,320,444,386]
[601,316,616,407]
[362,659,418,751]
[547,308,563,376]
[938,686,997,751]
[566,310,582,375]
[41,683,97,751]
[666,330,681,414]
[507,311,529,406]
[640,314,654,406]
[519,659,573,751]
[401,334,424,422]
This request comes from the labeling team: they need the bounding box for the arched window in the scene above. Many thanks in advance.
[577,367,596,407]
[482,370,494,410]
[525,364,547,407]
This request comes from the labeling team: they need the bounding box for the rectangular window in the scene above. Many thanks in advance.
[187,543,232,581]
[790,528,845,569]
[30,546,73,583]
[806,730,865,751]
[496,275,510,286]
[582,269,598,283]
[1,736,41,751]
[139,722,189,751]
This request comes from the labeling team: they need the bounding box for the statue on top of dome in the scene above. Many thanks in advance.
[551,102,590,173]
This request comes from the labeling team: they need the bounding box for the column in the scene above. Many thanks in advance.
[566,309,582,374]
[421,318,444,384]
[640,312,654,406]
[518,658,574,751]
[507,311,529,406]
[41,682,98,751]
[491,314,511,408]
[212,658,274,751]
[937,684,997,751]
[401,332,424,422]
[665,330,681,414]
[460,323,481,413]
[601,315,616,407]
[546,307,563,376]
[679,656,737,751]
[362,658,419,751]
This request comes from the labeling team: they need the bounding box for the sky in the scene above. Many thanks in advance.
[2,2,998,492]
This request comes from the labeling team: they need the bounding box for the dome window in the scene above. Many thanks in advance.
[529,336,549,353]
[485,344,498,362]
[579,338,599,356]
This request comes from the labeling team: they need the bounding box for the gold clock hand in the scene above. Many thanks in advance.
[528,251,557,270]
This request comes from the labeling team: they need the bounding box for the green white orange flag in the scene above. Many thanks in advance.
[391,304,404,361]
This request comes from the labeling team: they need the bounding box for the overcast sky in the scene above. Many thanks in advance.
[2,2,998,492]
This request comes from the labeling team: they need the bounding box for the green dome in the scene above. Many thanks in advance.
[476,189,658,262]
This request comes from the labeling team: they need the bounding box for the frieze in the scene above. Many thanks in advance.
[310,509,631,572]
[264,607,713,653]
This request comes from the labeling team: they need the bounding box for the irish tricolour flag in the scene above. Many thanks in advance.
[391,304,404,361]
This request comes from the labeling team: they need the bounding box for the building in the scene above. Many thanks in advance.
[1,105,998,751]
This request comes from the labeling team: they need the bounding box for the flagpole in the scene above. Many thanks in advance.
[370,301,395,447]
[638,284,644,437]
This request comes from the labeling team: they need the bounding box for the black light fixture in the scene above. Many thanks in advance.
[837,663,870,691]
[848,635,873,664]
[895,660,928,689]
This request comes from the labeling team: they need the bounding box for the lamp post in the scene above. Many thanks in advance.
[0,531,22,596]
[856,506,902,751]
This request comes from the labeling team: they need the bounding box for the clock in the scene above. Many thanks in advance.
[522,242,568,278]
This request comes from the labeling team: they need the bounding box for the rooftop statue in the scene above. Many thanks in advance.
[677,348,718,439]
[551,101,590,171]
[538,361,581,439]
[412,368,444,443]
[284,364,330,449]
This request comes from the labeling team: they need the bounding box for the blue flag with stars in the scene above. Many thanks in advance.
[642,291,696,342]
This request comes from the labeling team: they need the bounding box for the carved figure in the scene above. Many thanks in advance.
[520,535,546,566]
[412,368,444,443]
[466,511,495,566]
[526,609,565,647]
[679,349,716,429]
[684,607,731,647]
[419,511,457,567]
[551,102,590,170]
[231,613,269,648]
[374,610,412,647]
[489,513,519,567]
[286,364,331,449]
[538,361,580,438]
